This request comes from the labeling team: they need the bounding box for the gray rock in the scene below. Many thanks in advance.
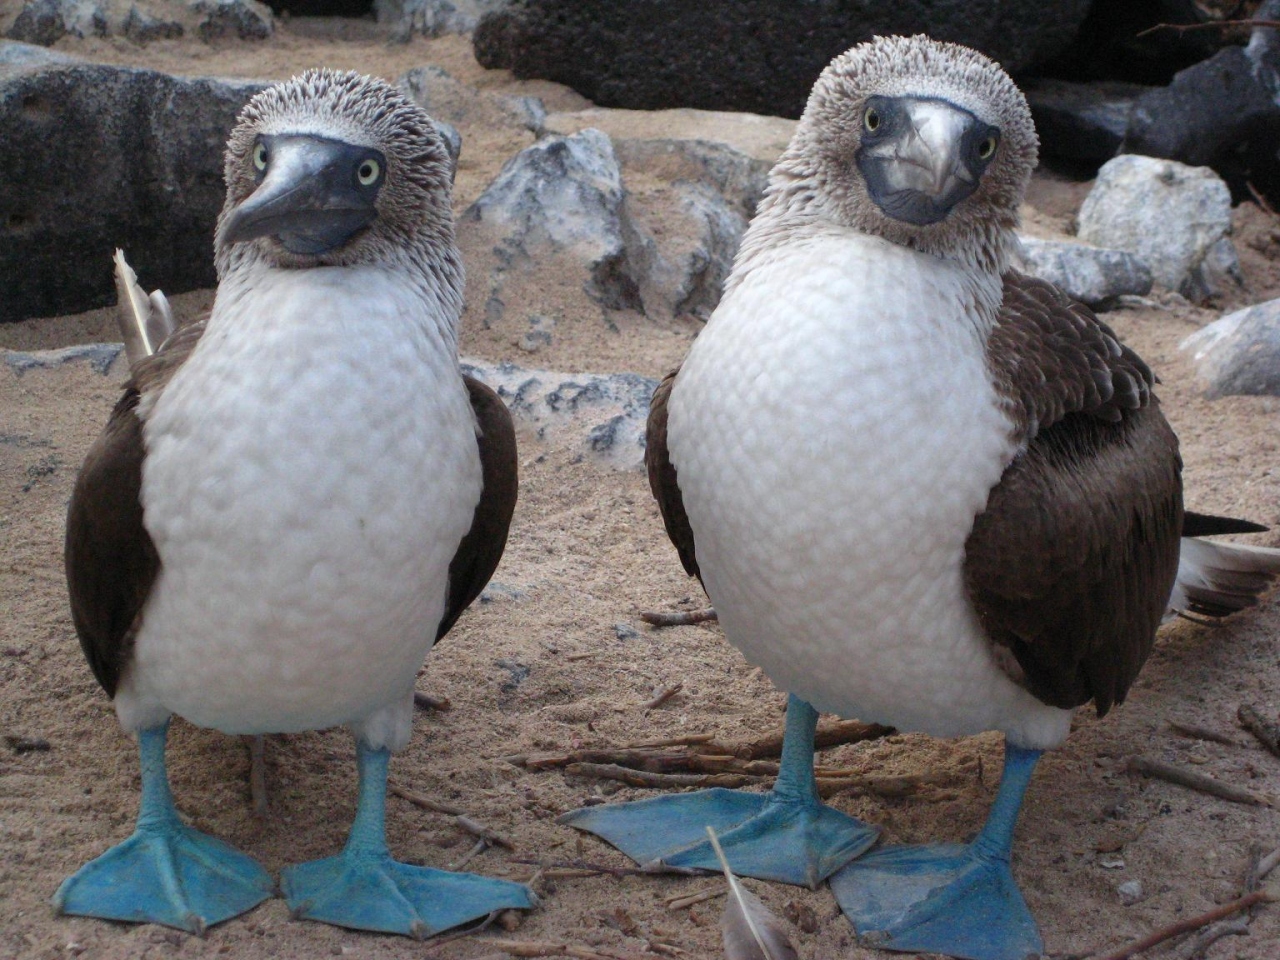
[2,342,124,375]
[1015,237,1153,309]
[461,128,640,321]
[6,0,106,43]
[1077,155,1241,303]
[475,0,1092,119]
[0,40,79,67]
[1117,879,1144,905]
[1021,79,1151,164]
[376,0,503,40]
[461,359,657,470]
[398,63,544,137]
[616,138,768,320]
[4,0,268,44]
[189,0,271,41]
[1180,298,1280,399]
[123,4,183,41]
[0,60,264,322]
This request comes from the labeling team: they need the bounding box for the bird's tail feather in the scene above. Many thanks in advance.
[1170,536,1280,619]
[113,249,175,367]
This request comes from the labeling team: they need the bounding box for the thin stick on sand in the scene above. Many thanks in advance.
[1093,889,1274,960]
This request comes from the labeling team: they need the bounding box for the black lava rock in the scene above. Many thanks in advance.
[474,0,1093,119]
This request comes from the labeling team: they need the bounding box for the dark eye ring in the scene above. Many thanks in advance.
[863,108,880,132]
[977,136,997,160]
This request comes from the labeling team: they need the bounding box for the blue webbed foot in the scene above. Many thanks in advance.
[54,821,274,933]
[283,853,534,938]
[561,785,875,887]
[830,741,1045,960]
[285,739,534,938]
[52,724,273,933]
[830,840,1041,960]
[559,696,877,887]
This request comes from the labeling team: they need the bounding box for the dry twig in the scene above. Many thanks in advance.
[480,938,655,959]
[389,781,465,816]
[643,682,684,710]
[639,607,718,627]
[508,856,696,878]
[1127,756,1275,807]
[248,735,267,817]
[1167,720,1237,746]
[1093,889,1274,960]
[1178,917,1249,959]
[1238,704,1280,758]
[1136,19,1280,38]
[666,886,725,910]
[414,691,452,711]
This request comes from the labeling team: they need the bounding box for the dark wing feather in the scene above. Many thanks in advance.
[64,320,206,697]
[436,376,518,642]
[647,368,700,582]
[965,273,1183,714]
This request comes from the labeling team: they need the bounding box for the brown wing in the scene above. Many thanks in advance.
[646,368,700,582]
[436,376,518,642]
[964,273,1183,714]
[64,320,206,697]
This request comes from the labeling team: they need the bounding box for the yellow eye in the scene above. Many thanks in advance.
[357,158,381,187]
[864,108,880,132]
[252,142,268,172]
[978,136,997,160]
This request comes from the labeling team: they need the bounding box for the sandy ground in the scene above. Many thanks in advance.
[4,18,1280,960]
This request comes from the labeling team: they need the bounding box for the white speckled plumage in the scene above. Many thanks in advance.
[118,261,478,751]
[669,230,1072,749]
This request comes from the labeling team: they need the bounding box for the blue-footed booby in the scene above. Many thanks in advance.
[561,35,1280,960]
[56,70,533,938]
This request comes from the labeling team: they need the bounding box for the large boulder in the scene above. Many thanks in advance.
[1076,155,1242,304]
[0,52,263,323]
[474,0,1093,119]
[1121,22,1280,207]
[1181,298,1280,399]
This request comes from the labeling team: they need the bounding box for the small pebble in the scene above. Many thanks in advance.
[1118,879,1144,905]
[498,909,523,931]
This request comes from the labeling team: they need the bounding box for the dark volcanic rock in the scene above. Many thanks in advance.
[1022,78,1152,165]
[0,58,263,323]
[474,0,1093,119]
[1121,18,1280,206]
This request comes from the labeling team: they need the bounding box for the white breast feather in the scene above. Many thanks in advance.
[116,263,480,751]
[669,232,1073,749]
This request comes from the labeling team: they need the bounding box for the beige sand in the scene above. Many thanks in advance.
[3,19,1280,960]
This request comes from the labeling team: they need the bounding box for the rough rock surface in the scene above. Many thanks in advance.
[615,138,767,320]
[0,54,264,322]
[1077,155,1242,303]
[474,0,1093,118]
[1022,79,1151,165]
[2,0,272,44]
[458,126,768,338]
[1016,237,1153,309]
[1121,15,1280,207]
[462,359,657,469]
[374,0,501,40]
[460,128,638,324]
[1181,298,1280,399]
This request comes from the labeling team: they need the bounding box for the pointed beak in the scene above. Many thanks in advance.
[221,135,385,256]
[856,98,996,226]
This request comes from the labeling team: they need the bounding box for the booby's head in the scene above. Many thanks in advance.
[215,70,459,283]
[758,35,1037,275]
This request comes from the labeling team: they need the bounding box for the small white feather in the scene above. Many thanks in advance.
[707,827,800,960]
[113,249,176,366]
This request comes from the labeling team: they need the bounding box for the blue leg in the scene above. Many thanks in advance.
[560,695,878,887]
[52,722,274,934]
[830,740,1044,960]
[282,740,535,938]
